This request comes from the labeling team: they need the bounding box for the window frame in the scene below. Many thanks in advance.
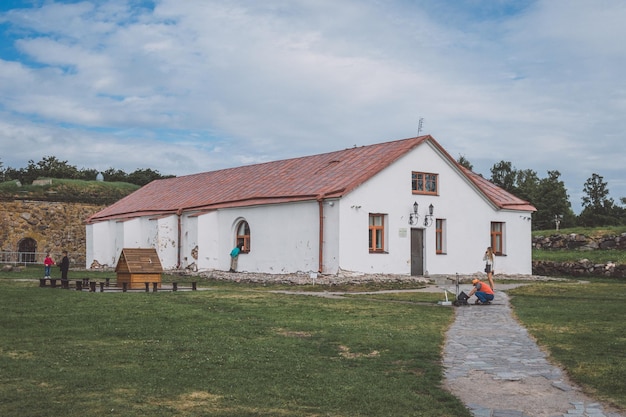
[490,222,505,255]
[435,218,446,254]
[368,213,387,253]
[236,220,251,253]
[412,171,439,195]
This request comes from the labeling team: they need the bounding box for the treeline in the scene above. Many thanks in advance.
[0,156,174,187]
[458,157,626,230]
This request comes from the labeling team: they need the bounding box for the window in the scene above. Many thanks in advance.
[369,214,387,253]
[435,219,446,254]
[490,222,505,255]
[412,172,438,195]
[236,220,250,252]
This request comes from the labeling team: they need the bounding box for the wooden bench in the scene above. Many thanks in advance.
[38,279,197,292]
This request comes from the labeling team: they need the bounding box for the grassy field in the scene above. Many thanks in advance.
[0,267,468,417]
[2,267,625,416]
[532,248,626,264]
[532,226,626,238]
[509,279,626,410]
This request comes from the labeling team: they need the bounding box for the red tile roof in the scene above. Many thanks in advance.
[460,167,537,212]
[87,136,535,223]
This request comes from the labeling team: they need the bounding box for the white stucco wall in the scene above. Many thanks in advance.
[86,221,116,267]
[180,215,198,269]
[335,142,533,275]
[208,201,321,274]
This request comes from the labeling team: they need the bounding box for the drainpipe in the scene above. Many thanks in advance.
[317,196,324,273]
[176,208,183,269]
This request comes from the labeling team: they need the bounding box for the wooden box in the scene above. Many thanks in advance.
[115,248,163,289]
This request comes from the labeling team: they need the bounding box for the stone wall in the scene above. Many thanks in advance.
[0,200,105,266]
[533,233,626,251]
[533,260,626,278]
[532,233,626,278]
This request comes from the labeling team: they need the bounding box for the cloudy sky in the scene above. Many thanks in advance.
[0,0,624,212]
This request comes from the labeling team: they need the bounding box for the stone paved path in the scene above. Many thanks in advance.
[442,288,623,417]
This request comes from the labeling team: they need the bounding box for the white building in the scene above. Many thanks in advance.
[86,136,536,276]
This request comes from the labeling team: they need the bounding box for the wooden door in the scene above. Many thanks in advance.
[410,228,424,276]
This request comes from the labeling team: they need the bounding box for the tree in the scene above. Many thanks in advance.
[127,168,173,186]
[581,173,612,211]
[102,168,129,182]
[513,169,539,204]
[490,161,518,195]
[457,155,473,171]
[579,173,621,226]
[532,171,574,230]
[21,156,80,183]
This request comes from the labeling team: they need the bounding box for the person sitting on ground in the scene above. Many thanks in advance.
[468,278,495,305]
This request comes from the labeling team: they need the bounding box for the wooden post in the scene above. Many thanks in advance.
[145,282,150,292]
[192,282,197,291]
[39,278,46,287]
[172,282,178,291]
[152,282,158,292]
[99,282,105,292]
[90,281,96,292]
[61,279,69,289]
[76,280,82,291]
[50,279,57,288]
[122,282,128,292]
[105,278,110,287]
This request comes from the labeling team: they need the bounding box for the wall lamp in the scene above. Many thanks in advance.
[424,203,434,227]
[408,202,435,227]
[408,201,419,225]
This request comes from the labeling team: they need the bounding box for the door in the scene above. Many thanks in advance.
[410,228,424,276]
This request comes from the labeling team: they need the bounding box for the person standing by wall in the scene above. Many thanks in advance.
[43,252,55,278]
[229,243,244,272]
[59,250,70,281]
[483,247,495,290]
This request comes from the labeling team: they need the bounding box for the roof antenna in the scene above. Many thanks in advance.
[417,117,424,136]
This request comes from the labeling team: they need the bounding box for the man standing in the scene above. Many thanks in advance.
[229,243,244,272]
[468,278,494,305]
[59,250,70,281]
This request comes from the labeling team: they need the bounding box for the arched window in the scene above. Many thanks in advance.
[236,221,250,253]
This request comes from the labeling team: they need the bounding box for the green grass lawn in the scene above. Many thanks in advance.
[0,268,468,417]
[532,248,626,264]
[3,267,625,416]
[508,280,626,410]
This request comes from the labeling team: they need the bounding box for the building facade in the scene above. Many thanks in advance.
[86,136,536,276]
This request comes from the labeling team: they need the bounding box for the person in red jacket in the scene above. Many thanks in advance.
[468,278,494,305]
[43,252,55,278]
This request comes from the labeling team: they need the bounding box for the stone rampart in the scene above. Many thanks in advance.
[0,200,105,266]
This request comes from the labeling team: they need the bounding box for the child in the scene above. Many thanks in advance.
[44,252,55,278]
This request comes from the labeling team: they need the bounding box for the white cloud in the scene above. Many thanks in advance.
[0,0,625,212]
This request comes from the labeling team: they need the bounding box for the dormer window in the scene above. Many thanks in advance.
[412,172,438,195]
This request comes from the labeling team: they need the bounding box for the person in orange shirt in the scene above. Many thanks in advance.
[468,278,494,305]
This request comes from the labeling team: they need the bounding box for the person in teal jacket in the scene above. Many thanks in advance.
[229,243,244,272]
